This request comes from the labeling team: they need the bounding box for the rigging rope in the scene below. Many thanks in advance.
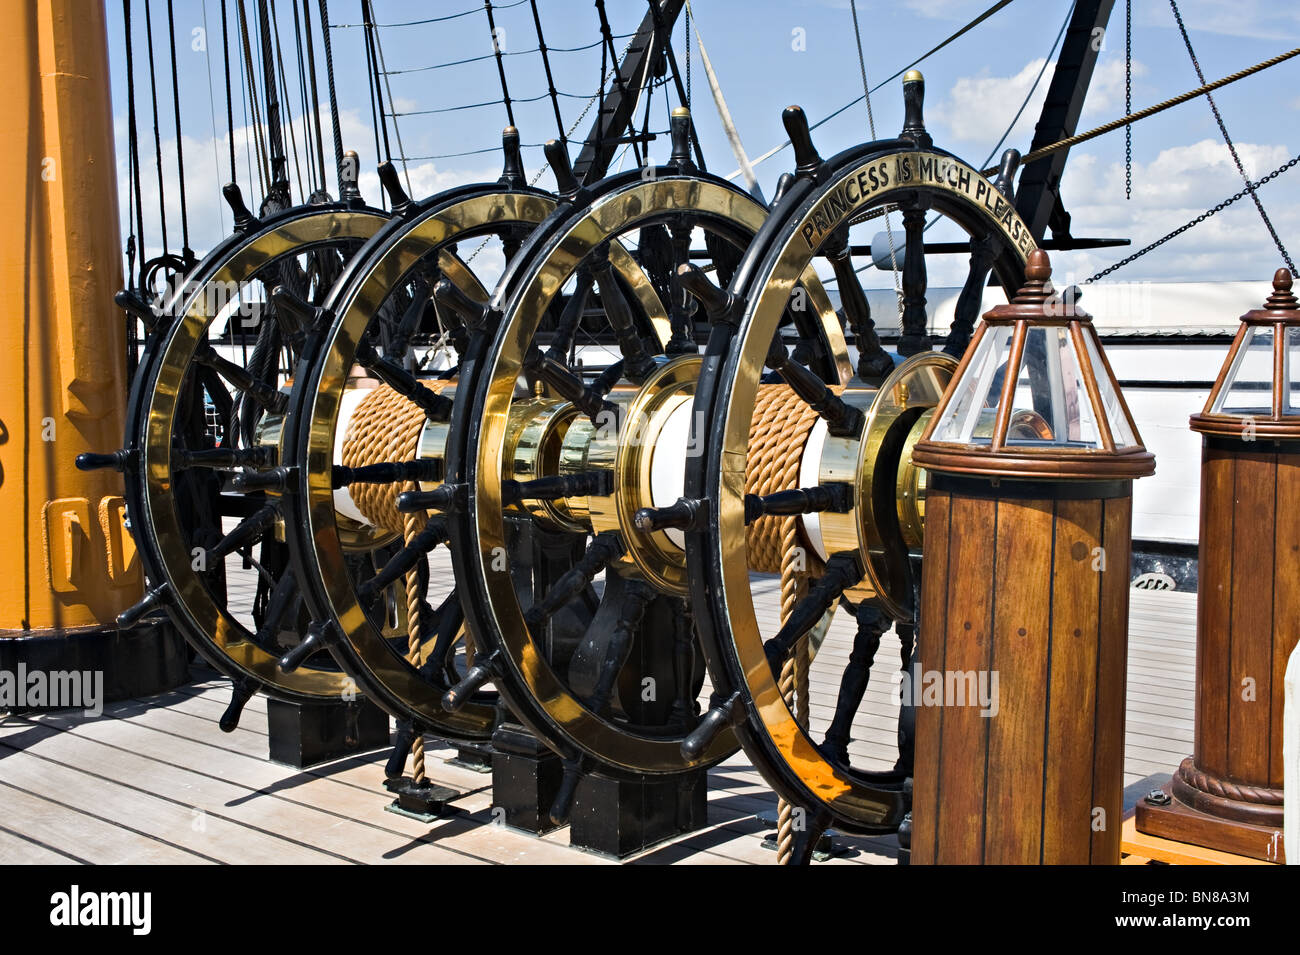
[220,0,238,183]
[728,0,1017,181]
[301,0,329,192]
[331,0,526,29]
[143,0,170,252]
[360,0,390,166]
[980,46,1300,176]
[1168,0,1295,275]
[201,1,226,231]
[484,0,516,127]
[595,0,641,167]
[270,1,307,201]
[317,0,346,188]
[122,0,147,291]
[368,10,413,193]
[849,0,902,314]
[529,0,567,143]
[165,0,192,258]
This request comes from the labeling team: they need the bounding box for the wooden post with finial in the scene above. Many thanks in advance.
[909,249,1154,864]
[1136,268,1300,863]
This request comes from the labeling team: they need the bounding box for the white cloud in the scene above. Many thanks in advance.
[1139,0,1300,41]
[1052,139,1300,283]
[929,57,1147,151]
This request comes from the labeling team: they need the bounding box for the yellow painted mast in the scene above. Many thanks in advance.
[0,0,142,639]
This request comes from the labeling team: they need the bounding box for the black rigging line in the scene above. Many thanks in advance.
[270,0,306,200]
[484,0,515,127]
[301,0,328,190]
[317,0,346,186]
[1169,0,1295,275]
[361,0,392,164]
[290,0,318,194]
[595,0,641,167]
[255,0,289,198]
[165,0,192,258]
[529,0,566,143]
[331,0,526,28]
[237,1,264,195]
[378,40,608,76]
[221,0,237,182]
[143,0,170,252]
[122,0,147,291]
[741,0,1016,175]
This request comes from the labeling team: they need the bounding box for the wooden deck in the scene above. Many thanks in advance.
[0,577,1196,865]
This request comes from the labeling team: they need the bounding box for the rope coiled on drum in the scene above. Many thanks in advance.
[745,384,825,576]
[744,384,822,864]
[340,383,443,532]
[341,382,441,782]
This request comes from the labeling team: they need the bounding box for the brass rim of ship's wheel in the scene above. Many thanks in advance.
[277,184,556,739]
[684,136,1035,835]
[283,175,687,739]
[444,158,850,784]
[124,201,390,711]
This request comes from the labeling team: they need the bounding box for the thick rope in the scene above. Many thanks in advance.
[775,514,812,865]
[403,497,427,784]
[340,383,443,532]
[746,385,825,575]
[340,382,439,783]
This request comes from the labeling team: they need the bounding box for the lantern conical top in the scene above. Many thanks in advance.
[1191,268,1300,438]
[913,250,1154,481]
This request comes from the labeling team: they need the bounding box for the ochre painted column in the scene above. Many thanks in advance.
[0,0,141,635]
[909,250,1154,864]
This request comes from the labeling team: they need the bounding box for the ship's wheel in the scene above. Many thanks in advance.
[681,88,1037,847]
[80,186,390,729]
[278,134,575,747]
[439,112,852,820]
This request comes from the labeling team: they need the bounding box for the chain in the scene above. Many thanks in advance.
[1169,0,1295,275]
[1085,153,1300,284]
[684,2,690,111]
[1124,0,1131,200]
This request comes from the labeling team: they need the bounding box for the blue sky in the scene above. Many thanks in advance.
[105,0,1300,288]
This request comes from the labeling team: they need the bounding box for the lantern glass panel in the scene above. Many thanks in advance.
[1287,326,1299,414]
[1079,328,1139,447]
[1003,325,1102,449]
[1212,326,1274,416]
[929,325,1014,444]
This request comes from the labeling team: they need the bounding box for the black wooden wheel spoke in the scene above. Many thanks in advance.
[193,342,287,414]
[584,578,655,716]
[523,532,623,631]
[357,516,448,602]
[762,553,863,675]
[897,197,931,356]
[589,242,659,382]
[206,501,279,565]
[253,568,300,649]
[544,268,595,364]
[354,338,454,422]
[945,231,1000,358]
[823,223,892,380]
[823,602,891,764]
